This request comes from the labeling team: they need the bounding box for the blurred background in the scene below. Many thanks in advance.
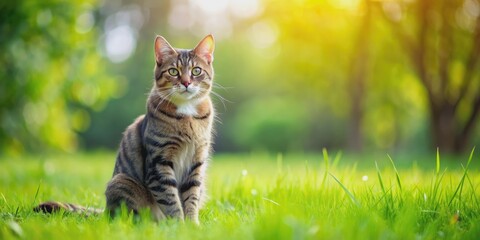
[1,0,479,156]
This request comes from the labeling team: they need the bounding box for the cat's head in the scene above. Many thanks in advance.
[153,35,214,106]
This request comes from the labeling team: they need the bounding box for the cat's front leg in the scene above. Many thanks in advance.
[146,154,184,220]
[180,147,208,224]
[180,161,204,224]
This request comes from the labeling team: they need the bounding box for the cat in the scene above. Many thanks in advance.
[34,35,216,224]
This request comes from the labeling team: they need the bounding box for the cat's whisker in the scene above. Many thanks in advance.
[146,86,171,97]
[206,90,231,111]
[153,91,175,116]
[213,82,233,91]
[213,114,223,125]
[154,87,173,95]
[150,90,168,115]
[210,90,231,103]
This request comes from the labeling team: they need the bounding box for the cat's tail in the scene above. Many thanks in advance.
[33,201,104,216]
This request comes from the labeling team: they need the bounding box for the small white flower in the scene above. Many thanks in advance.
[251,189,258,196]
[362,175,368,181]
[242,169,248,176]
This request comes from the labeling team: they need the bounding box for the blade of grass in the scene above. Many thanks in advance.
[375,161,396,215]
[465,173,479,206]
[375,161,386,194]
[448,147,475,207]
[1,193,9,210]
[321,148,329,187]
[332,150,342,169]
[432,168,447,210]
[32,182,41,206]
[25,182,43,218]
[431,149,446,210]
[387,154,402,192]
[329,173,360,207]
[436,147,440,175]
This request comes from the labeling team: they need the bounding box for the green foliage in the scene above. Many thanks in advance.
[1,152,479,239]
[0,0,118,154]
[2,0,479,153]
[81,0,480,153]
[232,97,310,152]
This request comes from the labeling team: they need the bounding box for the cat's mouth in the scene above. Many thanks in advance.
[180,87,199,95]
[176,89,197,100]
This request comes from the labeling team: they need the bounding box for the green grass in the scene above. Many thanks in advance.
[1,151,479,239]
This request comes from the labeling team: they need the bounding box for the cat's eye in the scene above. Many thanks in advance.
[191,67,202,76]
[168,68,179,76]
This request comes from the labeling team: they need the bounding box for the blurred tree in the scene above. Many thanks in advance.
[348,0,373,151]
[0,0,117,154]
[379,0,480,153]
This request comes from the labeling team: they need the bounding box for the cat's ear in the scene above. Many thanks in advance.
[194,35,215,64]
[154,36,177,65]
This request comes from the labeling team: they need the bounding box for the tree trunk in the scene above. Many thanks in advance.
[454,96,480,153]
[348,0,371,152]
[430,104,456,152]
[429,99,479,153]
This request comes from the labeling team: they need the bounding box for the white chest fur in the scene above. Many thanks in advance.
[173,142,196,183]
[176,102,198,116]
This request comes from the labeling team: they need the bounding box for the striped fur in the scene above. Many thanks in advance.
[34,35,216,224]
[33,201,103,216]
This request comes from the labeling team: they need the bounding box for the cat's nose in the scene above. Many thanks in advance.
[181,81,191,88]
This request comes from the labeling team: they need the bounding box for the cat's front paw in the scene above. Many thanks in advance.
[191,218,200,225]
[185,213,199,225]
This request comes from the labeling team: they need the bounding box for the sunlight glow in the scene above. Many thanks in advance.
[167,0,261,39]
[105,25,136,63]
[456,0,480,31]
[248,21,278,49]
[329,0,360,11]
[192,0,229,14]
[168,4,195,30]
[103,5,144,63]
[382,2,403,22]
[230,0,261,19]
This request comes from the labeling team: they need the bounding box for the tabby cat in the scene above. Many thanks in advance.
[34,35,216,224]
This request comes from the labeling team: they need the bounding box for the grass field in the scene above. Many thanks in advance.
[1,150,479,239]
